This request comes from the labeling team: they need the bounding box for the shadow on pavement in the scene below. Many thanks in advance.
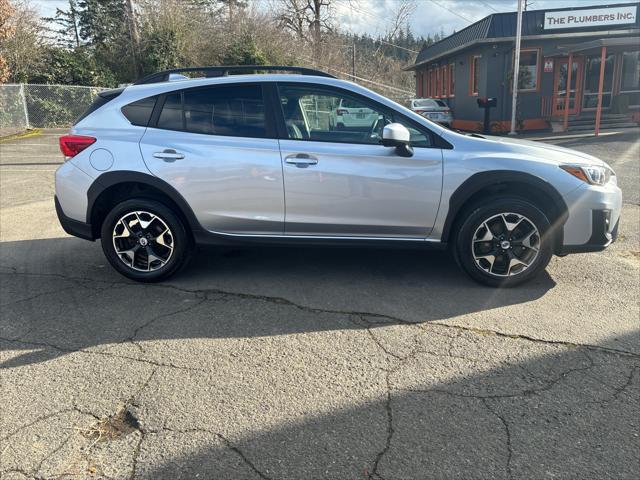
[1,237,556,368]
[133,330,640,479]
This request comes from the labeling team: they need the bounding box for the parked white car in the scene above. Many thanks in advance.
[410,98,453,127]
[331,98,379,129]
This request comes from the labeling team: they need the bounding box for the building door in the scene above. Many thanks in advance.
[552,57,583,116]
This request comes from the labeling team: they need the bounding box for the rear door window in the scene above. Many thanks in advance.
[155,84,267,138]
[157,93,183,131]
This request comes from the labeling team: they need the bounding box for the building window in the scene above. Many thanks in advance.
[516,49,540,91]
[431,69,436,97]
[435,68,440,97]
[470,55,481,95]
[417,72,423,97]
[448,63,455,97]
[425,70,430,97]
[421,72,427,98]
[583,53,615,109]
[441,65,447,97]
[620,52,640,107]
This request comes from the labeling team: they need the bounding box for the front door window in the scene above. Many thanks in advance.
[277,84,432,147]
[552,58,583,116]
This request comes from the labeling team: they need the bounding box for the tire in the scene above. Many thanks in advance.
[454,197,554,287]
[100,198,191,282]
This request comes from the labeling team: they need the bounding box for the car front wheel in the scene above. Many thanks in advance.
[455,198,554,287]
[100,199,190,282]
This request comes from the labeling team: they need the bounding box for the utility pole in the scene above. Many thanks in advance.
[509,0,524,135]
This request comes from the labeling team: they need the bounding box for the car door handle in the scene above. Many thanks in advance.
[153,149,185,161]
[285,153,318,168]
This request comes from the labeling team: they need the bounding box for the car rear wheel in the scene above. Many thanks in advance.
[454,198,554,287]
[100,199,190,282]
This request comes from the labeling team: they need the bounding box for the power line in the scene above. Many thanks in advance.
[427,0,475,24]
[300,55,413,95]
[478,1,500,13]
[377,38,419,54]
[336,0,419,54]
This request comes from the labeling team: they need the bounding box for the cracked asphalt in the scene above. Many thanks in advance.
[1,129,639,479]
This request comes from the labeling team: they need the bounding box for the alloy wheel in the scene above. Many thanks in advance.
[471,212,540,277]
[112,210,174,272]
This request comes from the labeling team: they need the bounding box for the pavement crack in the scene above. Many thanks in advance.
[403,351,599,401]
[128,296,209,346]
[429,322,639,358]
[0,336,208,373]
[4,270,639,360]
[129,431,144,480]
[217,432,273,480]
[143,427,273,480]
[0,408,75,443]
[610,366,639,401]
[482,398,513,480]
[368,371,394,480]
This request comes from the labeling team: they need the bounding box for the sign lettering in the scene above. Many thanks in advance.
[544,6,637,29]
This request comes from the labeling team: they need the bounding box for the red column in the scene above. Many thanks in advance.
[595,46,607,136]
[563,53,573,132]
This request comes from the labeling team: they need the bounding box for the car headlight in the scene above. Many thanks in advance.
[560,164,615,186]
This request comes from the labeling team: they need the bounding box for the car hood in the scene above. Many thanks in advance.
[447,132,607,167]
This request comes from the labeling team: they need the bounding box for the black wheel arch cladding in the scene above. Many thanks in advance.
[441,170,568,243]
[87,171,203,234]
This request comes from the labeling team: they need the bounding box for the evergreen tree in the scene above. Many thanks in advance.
[44,0,81,48]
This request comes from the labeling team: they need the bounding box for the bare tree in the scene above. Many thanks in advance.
[274,0,334,49]
[385,0,415,39]
[0,0,45,82]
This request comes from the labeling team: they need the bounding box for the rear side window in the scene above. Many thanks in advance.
[155,85,266,138]
[121,96,157,127]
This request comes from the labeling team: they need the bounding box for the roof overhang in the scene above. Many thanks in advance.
[403,28,640,71]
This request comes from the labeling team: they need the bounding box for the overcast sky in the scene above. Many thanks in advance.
[32,0,613,38]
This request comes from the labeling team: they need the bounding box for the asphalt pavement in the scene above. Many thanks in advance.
[1,128,638,479]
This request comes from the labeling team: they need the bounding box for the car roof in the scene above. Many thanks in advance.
[124,74,341,96]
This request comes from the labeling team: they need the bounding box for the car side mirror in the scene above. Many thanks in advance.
[382,123,413,157]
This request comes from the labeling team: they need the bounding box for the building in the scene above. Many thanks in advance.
[405,2,640,133]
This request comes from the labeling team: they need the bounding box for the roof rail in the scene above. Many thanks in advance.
[134,65,336,85]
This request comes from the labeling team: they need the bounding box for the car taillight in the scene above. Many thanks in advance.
[336,109,348,115]
[415,109,425,114]
[59,135,96,158]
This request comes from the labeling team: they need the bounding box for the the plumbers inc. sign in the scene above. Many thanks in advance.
[544,5,637,30]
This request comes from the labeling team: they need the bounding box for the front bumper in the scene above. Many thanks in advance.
[558,210,619,254]
[558,182,622,255]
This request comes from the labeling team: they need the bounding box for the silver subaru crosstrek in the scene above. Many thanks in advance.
[55,66,622,287]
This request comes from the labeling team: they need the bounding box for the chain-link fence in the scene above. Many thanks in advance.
[0,84,106,136]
